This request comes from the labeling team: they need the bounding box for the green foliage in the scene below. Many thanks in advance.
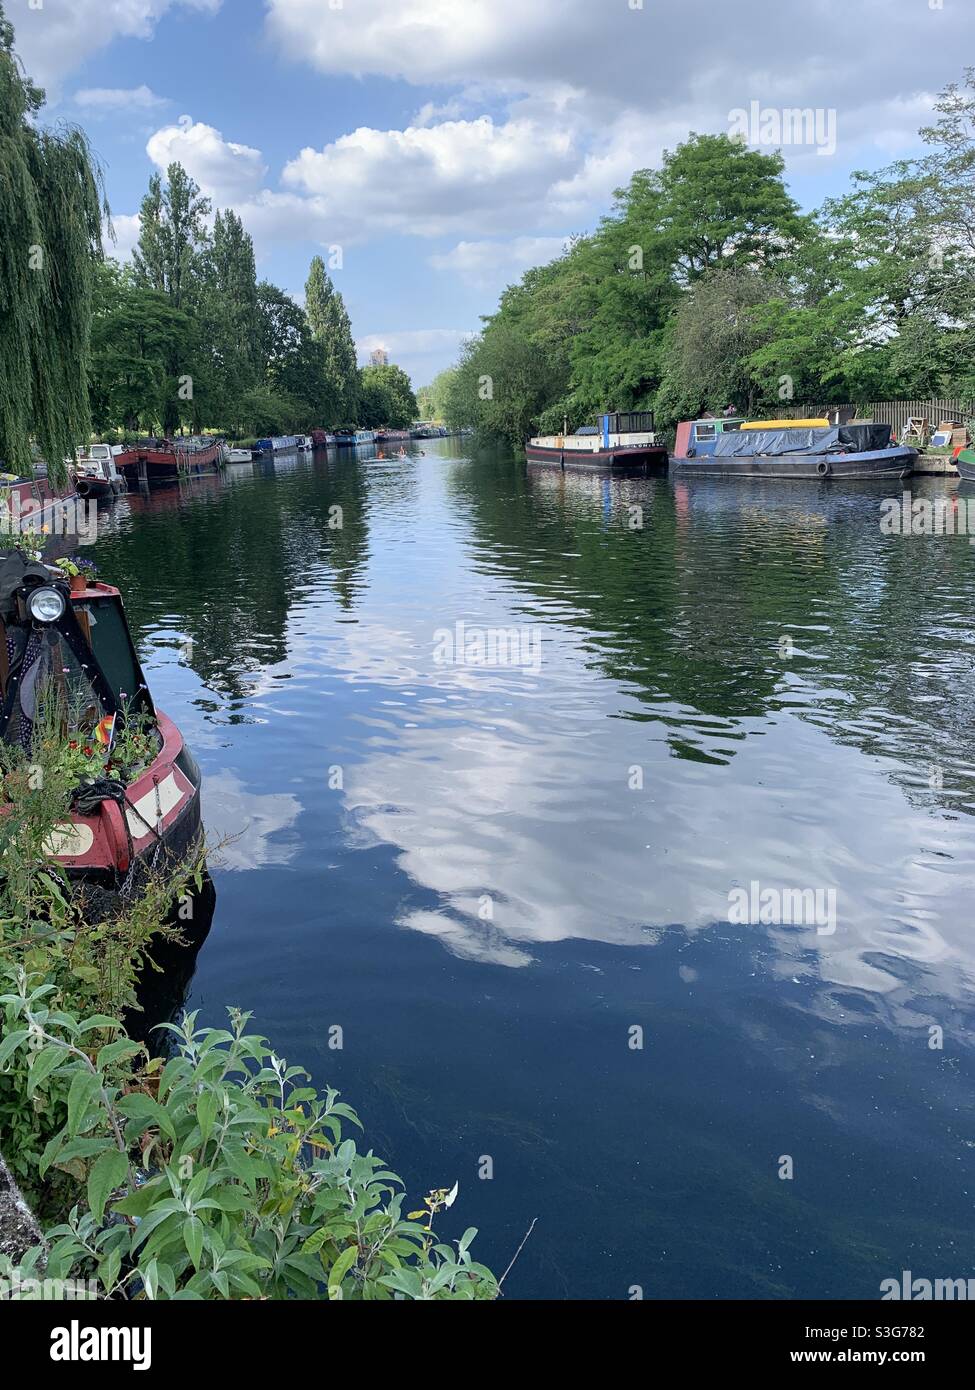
[416,367,459,422]
[1,989,498,1300]
[358,363,418,429]
[446,90,975,440]
[305,256,359,424]
[0,4,105,486]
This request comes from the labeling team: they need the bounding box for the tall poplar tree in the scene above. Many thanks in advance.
[304,256,359,423]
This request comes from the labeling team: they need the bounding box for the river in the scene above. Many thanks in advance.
[86,440,975,1299]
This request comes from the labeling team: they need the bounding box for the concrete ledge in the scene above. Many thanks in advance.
[0,1151,45,1265]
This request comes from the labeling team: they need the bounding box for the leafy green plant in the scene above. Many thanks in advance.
[1,981,498,1301]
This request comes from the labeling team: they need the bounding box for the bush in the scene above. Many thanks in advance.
[0,980,498,1300]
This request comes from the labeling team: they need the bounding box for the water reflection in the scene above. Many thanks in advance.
[86,443,975,1298]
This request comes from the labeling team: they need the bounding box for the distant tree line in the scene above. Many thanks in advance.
[89,166,417,441]
[444,70,975,445]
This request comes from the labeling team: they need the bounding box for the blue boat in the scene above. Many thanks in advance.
[253,435,299,454]
[672,418,916,480]
[334,430,376,447]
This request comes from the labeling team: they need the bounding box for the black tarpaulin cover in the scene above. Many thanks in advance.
[713,424,893,457]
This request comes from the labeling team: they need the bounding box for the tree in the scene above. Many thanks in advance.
[0,3,105,484]
[89,260,196,434]
[416,368,458,421]
[132,163,211,310]
[203,210,261,432]
[358,363,417,429]
[304,256,359,423]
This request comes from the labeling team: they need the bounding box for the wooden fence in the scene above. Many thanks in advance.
[781,399,975,436]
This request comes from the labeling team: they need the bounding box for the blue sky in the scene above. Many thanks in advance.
[9,0,974,388]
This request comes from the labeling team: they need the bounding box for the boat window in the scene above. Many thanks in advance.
[695,424,716,442]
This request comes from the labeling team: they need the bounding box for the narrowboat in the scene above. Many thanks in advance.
[116,436,224,484]
[374,429,411,443]
[526,411,669,473]
[311,430,337,448]
[955,448,975,481]
[672,418,916,479]
[1,463,79,533]
[73,445,127,501]
[295,435,313,452]
[334,430,376,447]
[252,435,298,455]
[0,549,202,891]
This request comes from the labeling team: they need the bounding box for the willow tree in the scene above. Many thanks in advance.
[0,4,105,486]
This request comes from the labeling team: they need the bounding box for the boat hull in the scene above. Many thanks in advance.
[53,711,203,892]
[526,443,669,474]
[671,447,916,480]
[117,440,223,483]
[955,449,975,481]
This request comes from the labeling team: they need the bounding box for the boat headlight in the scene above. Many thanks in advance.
[27,586,67,624]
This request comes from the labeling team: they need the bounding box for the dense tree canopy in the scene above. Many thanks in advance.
[446,92,975,445]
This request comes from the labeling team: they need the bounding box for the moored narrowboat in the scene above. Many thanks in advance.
[672,418,916,479]
[0,550,202,890]
[334,429,376,447]
[526,411,669,473]
[116,436,224,484]
[252,435,300,456]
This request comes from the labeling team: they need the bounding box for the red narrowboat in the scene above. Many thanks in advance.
[0,551,202,891]
[116,436,224,485]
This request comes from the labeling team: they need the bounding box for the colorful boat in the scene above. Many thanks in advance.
[0,550,202,890]
[375,429,411,442]
[526,411,669,473]
[672,418,916,479]
[311,430,337,448]
[116,436,224,484]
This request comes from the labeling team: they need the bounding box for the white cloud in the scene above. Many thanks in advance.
[356,329,472,364]
[265,0,970,174]
[282,117,576,238]
[6,0,221,91]
[74,84,169,113]
[104,212,142,262]
[430,236,570,288]
[147,119,268,202]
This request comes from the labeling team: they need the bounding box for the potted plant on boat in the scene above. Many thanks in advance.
[55,554,98,593]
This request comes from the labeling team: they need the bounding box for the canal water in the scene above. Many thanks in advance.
[89,441,975,1299]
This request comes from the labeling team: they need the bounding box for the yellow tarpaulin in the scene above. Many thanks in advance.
[739,419,829,430]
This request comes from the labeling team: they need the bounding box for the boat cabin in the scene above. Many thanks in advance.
[674,417,745,458]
